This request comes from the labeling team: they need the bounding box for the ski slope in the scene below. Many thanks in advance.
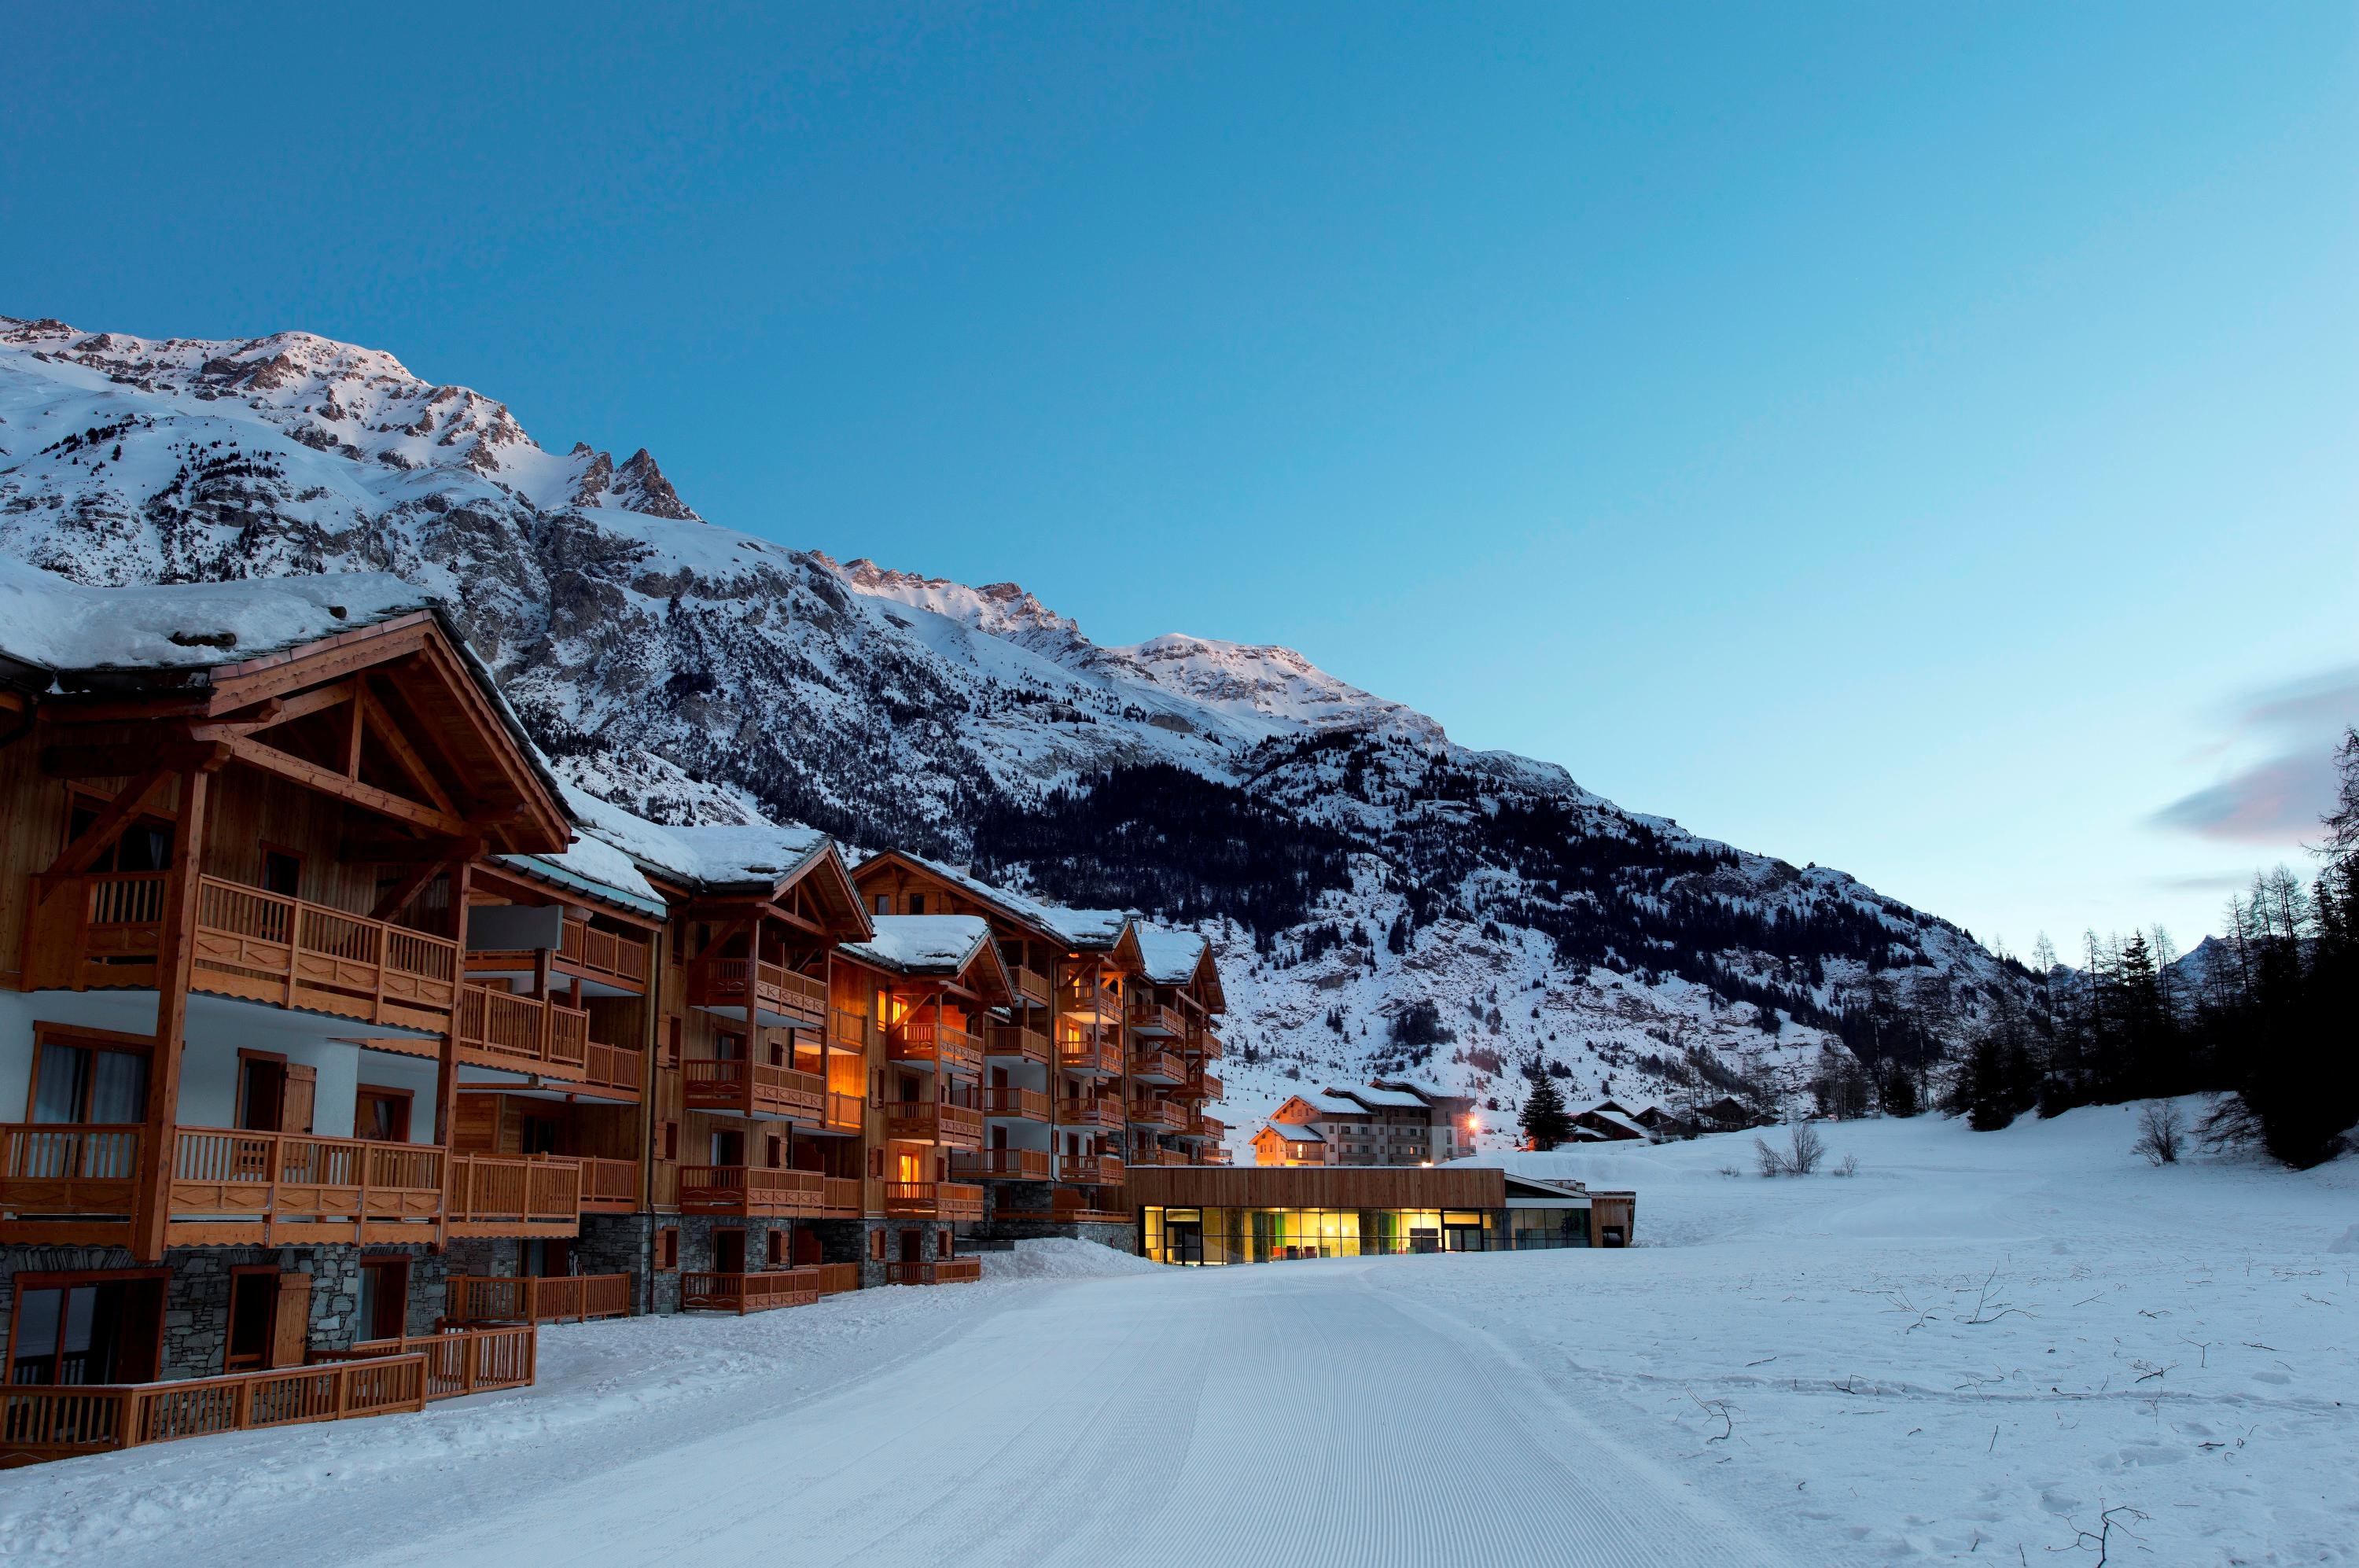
[3,1106,2351,1565]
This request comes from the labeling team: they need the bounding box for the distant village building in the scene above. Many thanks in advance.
[1250,1080,1476,1167]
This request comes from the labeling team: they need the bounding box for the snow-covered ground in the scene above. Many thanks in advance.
[3,1110,2351,1565]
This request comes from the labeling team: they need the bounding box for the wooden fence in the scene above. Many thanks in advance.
[311,1324,535,1401]
[0,1356,427,1468]
[445,1273,633,1325]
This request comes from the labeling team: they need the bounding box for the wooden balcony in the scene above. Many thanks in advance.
[1149,1146,1189,1166]
[0,1356,428,1467]
[1050,1187,1132,1224]
[1187,1066,1224,1102]
[1192,1147,1231,1166]
[0,1123,142,1237]
[1128,1001,1183,1037]
[983,1086,1051,1121]
[951,1147,1052,1182]
[819,1176,862,1216]
[1057,982,1121,1025]
[1128,1099,1183,1130]
[1007,963,1052,1007]
[167,1128,446,1246]
[681,1058,826,1122]
[827,1006,873,1052]
[889,1020,983,1077]
[311,1323,535,1401]
[819,1091,864,1135]
[680,1268,819,1314]
[986,1023,1051,1065]
[576,1155,639,1213]
[580,1037,644,1102]
[678,1165,826,1217]
[1057,1153,1124,1187]
[469,915,651,993]
[883,1101,985,1150]
[1057,1028,1123,1077]
[883,1181,985,1220]
[1191,1029,1224,1060]
[885,1257,982,1286]
[28,872,462,1034]
[1053,1095,1124,1131]
[1185,1112,1226,1142]
[814,1261,860,1296]
[1129,1049,1184,1084]
[446,1273,632,1325]
[687,955,827,1029]
[446,1153,583,1238]
[456,983,590,1081]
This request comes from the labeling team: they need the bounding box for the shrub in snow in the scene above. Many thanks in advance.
[1753,1136,1784,1178]
[2134,1099,2186,1166]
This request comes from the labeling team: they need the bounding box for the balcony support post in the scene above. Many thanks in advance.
[432,857,473,1250]
[133,764,215,1261]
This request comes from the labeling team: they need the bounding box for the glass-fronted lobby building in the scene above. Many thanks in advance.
[1124,1166,1633,1266]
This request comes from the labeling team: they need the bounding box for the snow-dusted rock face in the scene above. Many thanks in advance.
[0,314,2021,1142]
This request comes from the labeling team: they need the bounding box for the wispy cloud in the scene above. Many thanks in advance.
[2144,870,2261,893]
[2151,662,2357,845]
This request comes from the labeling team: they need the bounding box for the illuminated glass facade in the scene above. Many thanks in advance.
[1143,1205,1594,1265]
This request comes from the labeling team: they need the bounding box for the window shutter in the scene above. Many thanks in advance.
[270,1272,314,1368]
[279,1065,317,1135]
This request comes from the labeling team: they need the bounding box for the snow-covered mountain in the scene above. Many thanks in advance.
[0,315,2023,1145]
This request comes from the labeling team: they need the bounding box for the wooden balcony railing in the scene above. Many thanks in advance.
[985,1023,1051,1065]
[0,1123,142,1220]
[677,1165,826,1216]
[446,1154,583,1236]
[0,1356,427,1467]
[1007,964,1052,1007]
[951,1147,1052,1182]
[581,1038,644,1101]
[1128,1099,1183,1130]
[885,1257,983,1286]
[311,1324,535,1401]
[445,1274,632,1325]
[1057,983,1121,1024]
[687,956,827,1029]
[1057,1027,1123,1077]
[827,1006,872,1051]
[455,983,590,1080]
[819,1176,862,1216]
[29,872,463,1033]
[1053,1095,1124,1130]
[1151,1146,1189,1166]
[820,1091,864,1134]
[882,1102,984,1150]
[576,1156,639,1212]
[1128,1001,1183,1037]
[1057,1153,1125,1187]
[167,1128,444,1245]
[1050,1188,1135,1224]
[1191,1029,1224,1060]
[681,1058,826,1122]
[982,1086,1051,1121]
[889,1020,982,1077]
[814,1262,860,1296]
[1129,1050,1184,1084]
[1186,1113,1226,1141]
[883,1181,985,1220]
[558,918,652,986]
[1192,1147,1231,1166]
[680,1268,819,1314]
[1188,1067,1224,1102]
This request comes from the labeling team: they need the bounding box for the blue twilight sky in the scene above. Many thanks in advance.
[6,4,2354,955]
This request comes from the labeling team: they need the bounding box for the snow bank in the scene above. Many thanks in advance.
[976,1237,1160,1281]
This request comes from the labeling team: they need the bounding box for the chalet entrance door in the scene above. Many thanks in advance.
[712,1229,746,1275]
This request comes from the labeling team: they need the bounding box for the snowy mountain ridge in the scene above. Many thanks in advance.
[0,313,2022,1143]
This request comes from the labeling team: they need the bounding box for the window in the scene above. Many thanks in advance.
[660,1121,679,1161]
[64,792,174,874]
[355,1257,409,1342]
[764,1135,783,1169]
[868,1149,883,1178]
[355,1088,412,1143]
[261,846,303,898]
[7,1273,164,1384]
[29,1032,148,1126]
[520,1113,559,1155]
[872,894,889,915]
[767,1230,786,1267]
[906,894,926,915]
[664,1018,682,1069]
[658,1228,679,1270]
[715,1031,745,1062]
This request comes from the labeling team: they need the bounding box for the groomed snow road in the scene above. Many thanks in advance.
[388,1257,1784,1568]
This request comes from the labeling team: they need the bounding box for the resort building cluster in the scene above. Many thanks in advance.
[0,571,1627,1467]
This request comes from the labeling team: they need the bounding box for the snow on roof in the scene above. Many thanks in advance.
[1334,1085,1429,1110]
[1135,923,1208,985]
[1374,1077,1459,1104]
[1573,1106,1654,1139]
[562,782,829,893]
[497,830,666,920]
[869,849,1135,950]
[1304,1091,1366,1117]
[1260,1122,1326,1143]
[0,556,438,679]
[839,915,995,976]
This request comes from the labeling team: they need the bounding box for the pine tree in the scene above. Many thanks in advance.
[1519,1072,1572,1150]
